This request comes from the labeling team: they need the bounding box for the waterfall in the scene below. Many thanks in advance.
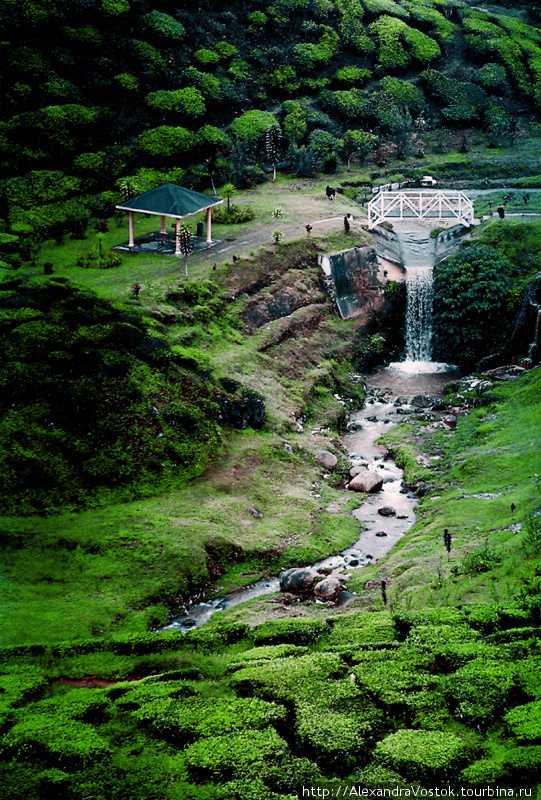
[527,306,541,363]
[384,223,458,374]
[404,266,434,362]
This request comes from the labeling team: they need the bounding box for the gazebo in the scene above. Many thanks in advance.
[115,183,223,256]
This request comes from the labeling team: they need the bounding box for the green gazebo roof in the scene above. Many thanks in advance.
[116,183,222,218]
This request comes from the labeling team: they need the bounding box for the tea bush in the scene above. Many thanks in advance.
[504,699,541,741]
[374,729,467,783]
[183,729,289,781]
[134,695,286,742]
[445,659,518,725]
[250,617,329,646]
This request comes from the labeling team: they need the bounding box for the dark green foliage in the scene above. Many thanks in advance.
[0,276,262,513]
[432,245,515,368]
[422,69,487,122]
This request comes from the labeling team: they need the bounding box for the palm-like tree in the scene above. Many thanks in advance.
[221,183,235,213]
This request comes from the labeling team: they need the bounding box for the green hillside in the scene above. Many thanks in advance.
[3,0,541,260]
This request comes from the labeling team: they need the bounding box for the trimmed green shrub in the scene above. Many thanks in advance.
[461,757,507,786]
[370,16,440,69]
[230,652,346,702]
[503,745,541,778]
[320,88,371,120]
[133,695,286,742]
[477,62,507,89]
[144,10,185,41]
[380,76,423,111]
[336,0,374,52]
[230,111,278,143]
[364,0,409,17]
[137,126,195,158]
[251,617,329,646]
[505,700,541,741]
[328,612,397,646]
[422,68,487,122]
[292,28,340,70]
[294,705,371,774]
[352,657,440,706]
[183,729,290,781]
[374,729,467,782]
[445,659,518,725]
[403,1,457,42]
[2,690,112,766]
[132,40,166,78]
[334,66,371,85]
[228,644,308,668]
[146,88,205,117]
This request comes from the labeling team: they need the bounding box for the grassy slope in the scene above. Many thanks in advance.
[0,196,372,646]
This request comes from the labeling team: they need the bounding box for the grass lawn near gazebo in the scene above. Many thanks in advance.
[28,171,370,305]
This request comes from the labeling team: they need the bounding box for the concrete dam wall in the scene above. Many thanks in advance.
[318,245,383,320]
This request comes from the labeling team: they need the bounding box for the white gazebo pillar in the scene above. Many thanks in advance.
[128,211,135,248]
[175,218,181,256]
[206,206,212,246]
[160,215,166,234]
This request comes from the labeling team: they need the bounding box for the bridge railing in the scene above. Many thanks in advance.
[368,190,474,229]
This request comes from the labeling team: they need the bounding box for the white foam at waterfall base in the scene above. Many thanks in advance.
[388,359,457,374]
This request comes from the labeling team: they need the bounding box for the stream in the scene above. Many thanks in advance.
[159,222,461,634]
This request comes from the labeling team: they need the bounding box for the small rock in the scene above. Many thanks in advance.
[411,394,435,408]
[313,576,342,602]
[348,559,359,566]
[348,469,384,493]
[375,531,388,537]
[335,590,359,607]
[325,502,341,514]
[348,420,363,431]
[315,450,338,469]
[443,414,458,429]
[279,567,320,594]
[378,506,396,517]
[183,619,196,628]
[284,443,294,455]
[248,508,264,519]
[396,514,409,519]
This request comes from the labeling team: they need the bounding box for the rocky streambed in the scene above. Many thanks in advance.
[159,367,478,634]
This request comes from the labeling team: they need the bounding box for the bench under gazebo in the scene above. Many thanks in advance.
[115,183,223,256]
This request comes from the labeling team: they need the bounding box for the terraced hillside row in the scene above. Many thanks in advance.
[2,599,541,798]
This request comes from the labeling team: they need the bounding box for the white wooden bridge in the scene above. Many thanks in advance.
[368,190,474,229]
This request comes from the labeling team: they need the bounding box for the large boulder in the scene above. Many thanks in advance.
[279,567,321,594]
[348,469,383,493]
[315,450,338,470]
[313,576,342,602]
